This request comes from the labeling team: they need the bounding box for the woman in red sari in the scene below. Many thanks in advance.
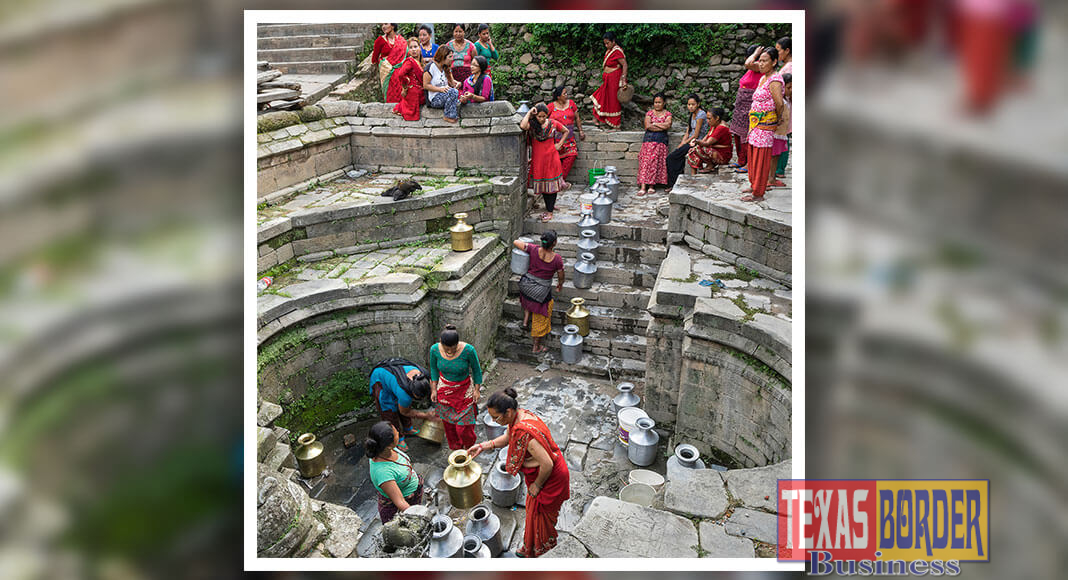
[371,23,407,102]
[391,39,425,121]
[686,107,733,173]
[520,103,570,223]
[548,86,585,188]
[468,388,570,558]
[590,31,627,129]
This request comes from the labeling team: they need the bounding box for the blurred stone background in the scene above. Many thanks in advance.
[0,0,1065,578]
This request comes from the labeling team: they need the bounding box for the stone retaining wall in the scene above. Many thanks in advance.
[565,129,686,185]
[257,176,523,275]
[257,245,507,407]
[257,101,524,200]
[669,183,792,284]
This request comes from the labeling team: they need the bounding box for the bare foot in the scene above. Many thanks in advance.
[443,117,458,124]
[740,195,764,202]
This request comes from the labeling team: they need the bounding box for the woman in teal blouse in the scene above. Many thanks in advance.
[474,24,499,72]
[366,421,422,523]
[429,324,483,450]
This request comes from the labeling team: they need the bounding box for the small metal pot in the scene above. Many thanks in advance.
[603,166,621,202]
[576,212,600,242]
[576,229,600,255]
[442,450,484,509]
[560,324,584,364]
[465,504,503,556]
[612,382,640,414]
[627,417,660,467]
[294,433,326,478]
[415,418,445,444]
[511,236,533,275]
[462,534,492,558]
[572,252,597,289]
[449,213,473,252]
[488,461,522,507]
[483,412,506,440]
[429,515,464,558]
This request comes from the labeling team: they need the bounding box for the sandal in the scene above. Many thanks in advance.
[728,162,742,169]
[533,345,549,354]
[734,167,748,173]
[540,212,553,222]
[770,180,786,188]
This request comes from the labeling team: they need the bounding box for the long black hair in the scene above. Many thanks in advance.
[552,85,566,101]
[410,372,430,399]
[603,31,618,43]
[710,106,726,122]
[471,56,489,97]
[365,421,395,458]
[777,37,792,52]
[440,324,459,347]
[486,387,519,413]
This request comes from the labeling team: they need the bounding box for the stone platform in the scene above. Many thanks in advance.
[669,172,792,284]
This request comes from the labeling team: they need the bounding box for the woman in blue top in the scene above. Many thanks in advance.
[416,23,438,68]
[369,360,434,451]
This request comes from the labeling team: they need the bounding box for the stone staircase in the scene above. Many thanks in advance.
[256,23,376,105]
[495,194,669,381]
[257,401,299,482]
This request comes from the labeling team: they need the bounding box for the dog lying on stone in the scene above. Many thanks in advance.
[380,179,422,201]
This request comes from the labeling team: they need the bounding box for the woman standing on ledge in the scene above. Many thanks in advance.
[468,388,570,557]
[429,324,483,450]
[743,47,784,202]
[637,93,673,196]
[590,31,627,129]
[515,231,565,354]
[366,421,423,524]
[728,45,763,172]
[371,23,406,102]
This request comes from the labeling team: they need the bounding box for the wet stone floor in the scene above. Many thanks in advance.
[297,361,676,558]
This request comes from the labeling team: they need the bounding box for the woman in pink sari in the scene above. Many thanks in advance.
[468,388,570,557]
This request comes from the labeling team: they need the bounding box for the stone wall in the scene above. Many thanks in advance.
[257,100,524,201]
[257,176,523,275]
[257,243,508,407]
[669,183,792,283]
[564,129,686,186]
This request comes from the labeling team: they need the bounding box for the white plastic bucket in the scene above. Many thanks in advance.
[628,469,665,490]
[617,407,649,446]
[618,483,656,507]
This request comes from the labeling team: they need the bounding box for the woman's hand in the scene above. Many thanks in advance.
[578,129,586,141]
[528,482,541,498]
[466,441,490,458]
[430,389,438,403]
[556,282,563,292]
[555,141,564,152]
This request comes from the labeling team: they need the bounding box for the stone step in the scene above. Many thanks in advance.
[523,216,667,244]
[271,60,353,75]
[495,342,646,380]
[537,234,668,265]
[258,34,371,51]
[258,427,279,462]
[497,318,647,361]
[502,297,651,335]
[258,23,374,37]
[258,46,360,63]
[506,277,651,310]
[265,441,297,473]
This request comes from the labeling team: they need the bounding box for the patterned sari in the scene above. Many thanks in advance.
[505,410,570,557]
[590,46,625,127]
[372,34,407,102]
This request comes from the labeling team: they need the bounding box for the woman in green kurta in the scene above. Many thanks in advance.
[366,421,422,524]
[474,24,499,72]
[429,324,483,450]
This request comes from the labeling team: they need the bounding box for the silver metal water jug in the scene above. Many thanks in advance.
[483,412,506,440]
[511,236,533,275]
[627,417,660,467]
[577,229,600,255]
[560,324,584,364]
[464,504,504,556]
[429,515,464,558]
[603,165,621,202]
[592,185,613,225]
[488,460,522,507]
[462,534,492,558]
[612,382,640,414]
[576,211,600,242]
[572,252,597,289]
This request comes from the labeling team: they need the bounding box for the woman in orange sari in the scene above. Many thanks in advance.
[392,39,425,121]
[371,23,407,102]
[468,388,570,557]
[590,31,627,128]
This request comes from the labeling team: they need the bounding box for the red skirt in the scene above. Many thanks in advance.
[529,137,564,195]
[590,69,623,127]
[519,453,570,557]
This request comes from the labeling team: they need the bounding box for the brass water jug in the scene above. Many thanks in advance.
[294,433,326,478]
[449,213,473,252]
[442,449,483,509]
[565,297,591,337]
[415,418,445,444]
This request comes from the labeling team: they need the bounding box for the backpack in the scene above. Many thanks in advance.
[372,358,429,399]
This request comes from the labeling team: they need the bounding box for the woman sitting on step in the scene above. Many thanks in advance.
[686,107,732,174]
[423,45,461,124]
[515,230,565,354]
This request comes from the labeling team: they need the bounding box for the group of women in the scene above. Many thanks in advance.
[372,23,499,123]
[363,231,572,556]
[365,325,569,558]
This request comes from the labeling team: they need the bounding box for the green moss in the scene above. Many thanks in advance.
[297,106,325,123]
[274,368,373,436]
[727,349,790,391]
[257,327,309,374]
[257,111,301,133]
[267,228,306,250]
[668,273,699,283]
